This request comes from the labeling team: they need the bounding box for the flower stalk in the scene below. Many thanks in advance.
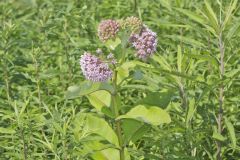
[217,30,224,160]
[111,69,125,160]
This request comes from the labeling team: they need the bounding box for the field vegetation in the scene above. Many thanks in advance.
[0,0,239,160]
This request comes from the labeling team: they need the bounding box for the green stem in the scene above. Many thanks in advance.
[112,69,125,160]
[217,30,224,160]
[21,128,28,160]
[134,0,137,13]
[4,72,10,102]
[120,46,126,65]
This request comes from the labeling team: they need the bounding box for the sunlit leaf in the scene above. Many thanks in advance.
[117,105,171,125]
[87,90,111,111]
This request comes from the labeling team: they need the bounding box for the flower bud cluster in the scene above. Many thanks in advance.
[98,20,120,42]
[119,16,143,34]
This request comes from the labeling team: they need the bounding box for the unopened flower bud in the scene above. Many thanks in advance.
[98,20,120,42]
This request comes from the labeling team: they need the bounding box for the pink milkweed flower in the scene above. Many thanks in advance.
[80,52,113,82]
[98,19,120,42]
[130,26,157,60]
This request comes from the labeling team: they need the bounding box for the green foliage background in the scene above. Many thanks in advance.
[0,0,239,159]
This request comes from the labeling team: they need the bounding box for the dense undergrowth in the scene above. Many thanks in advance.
[0,0,239,160]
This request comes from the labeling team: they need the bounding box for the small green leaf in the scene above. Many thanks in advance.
[186,99,195,125]
[212,132,226,141]
[225,117,236,148]
[177,45,182,72]
[117,105,171,125]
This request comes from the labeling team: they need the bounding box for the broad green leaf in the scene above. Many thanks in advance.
[117,105,171,125]
[101,106,115,118]
[87,90,111,111]
[66,81,114,99]
[122,119,149,144]
[83,114,119,147]
[91,148,120,160]
[117,61,150,84]
[79,141,118,160]
[83,141,130,160]
[117,61,137,84]
[137,90,174,108]
[224,117,236,148]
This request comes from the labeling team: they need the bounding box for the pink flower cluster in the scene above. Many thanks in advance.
[80,17,158,82]
[80,52,112,82]
[130,26,157,60]
[98,20,120,42]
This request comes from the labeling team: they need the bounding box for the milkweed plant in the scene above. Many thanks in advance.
[67,16,170,160]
